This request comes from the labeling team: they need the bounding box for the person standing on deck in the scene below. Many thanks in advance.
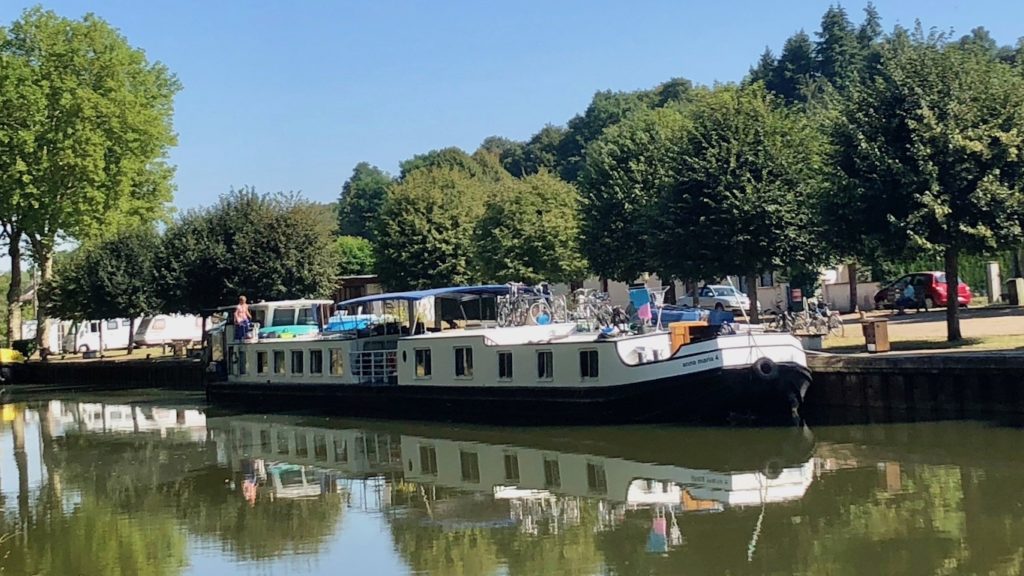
[235,295,252,339]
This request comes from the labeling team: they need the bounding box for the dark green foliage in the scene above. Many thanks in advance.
[767,31,816,103]
[373,168,491,290]
[334,235,375,276]
[654,84,826,320]
[816,5,861,87]
[160,189,337,313]
[558,90,655,182]
[748,47,776,85]
[580,107,689,282]
[504,125,567,177]
[827,37,1024,339]
[338,162,391,239]
[399,147,507,182]
[473,173,588,285]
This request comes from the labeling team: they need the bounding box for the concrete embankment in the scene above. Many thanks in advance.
[805,352,1024,420]
[11,358,205,391]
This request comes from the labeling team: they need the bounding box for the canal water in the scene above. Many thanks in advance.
[0,391,1022,575]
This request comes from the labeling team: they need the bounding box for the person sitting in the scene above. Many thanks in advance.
[895,283,917,315]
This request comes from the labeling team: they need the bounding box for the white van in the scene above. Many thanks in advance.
[64,318,136,353]
[22,319,71,354]
[134,314,204,347]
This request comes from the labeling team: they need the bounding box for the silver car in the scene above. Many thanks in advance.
[682,285,758,313]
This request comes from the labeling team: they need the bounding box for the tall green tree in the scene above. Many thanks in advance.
[507,125,567,177]
[580,107,689,283]
[374,168,492,290]
[655,84,826,322]
[768,30,816,103]
[828,35,1024,340]
[0,8,180,353]
[473,173,588,284]
[815,5,861,87]
[160,189,337,314]
[399,147,507,182]
[90,227,162,352]
[558,90,655,182]
[334,235,375,276]
[337,162,392,239]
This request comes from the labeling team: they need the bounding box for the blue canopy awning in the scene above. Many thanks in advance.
[337,285,514,308]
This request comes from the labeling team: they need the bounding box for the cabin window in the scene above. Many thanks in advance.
[227,347,236,374]
[537,350,554,380]
[152,319,166,330]
[89,322,100,333]
[504,452,520,483]
[260,429,272,452]
[497,351,513,380]
[314,434,327,461]
[273,351,285,374]
[252,309,267,327]
[277,430,290,454]
[415,348,432,378]
[330,349,344,375]
[544,457,561,488]
[121,319,131,327]
[291,350,304,374]
[257,351,268,374]
[237,351,247,375]
[272,308,295,327]
[334,438,348,463]
[460,450,480,483]
[310,350,324,374]
[587,462,608,494]
[295,434,309,457]
[106,320,119,330]
[297,307,315,325]
[579,349,599,379]
[419,445,438,475]
[455,347,473,378]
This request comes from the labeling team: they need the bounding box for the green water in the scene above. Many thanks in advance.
[0,391,1022,575]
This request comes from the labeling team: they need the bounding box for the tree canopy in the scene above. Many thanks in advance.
[338,162,392,239]
[827,33,1024,340]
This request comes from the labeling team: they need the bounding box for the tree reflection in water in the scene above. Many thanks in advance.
[0,400,1022,575]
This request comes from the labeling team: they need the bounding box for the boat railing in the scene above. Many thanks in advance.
[350,350,398,385]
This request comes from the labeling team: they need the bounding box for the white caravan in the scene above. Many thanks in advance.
[64,318,137,353]
[134,314,204,347]
[22,319,71,353]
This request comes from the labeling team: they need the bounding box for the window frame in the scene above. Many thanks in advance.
[454,346,474,379]
[414,348,432,379]
[330,348,345,375]
[537,350,554,381]
[579,349,599,380]
[497,350,513,381]
[309,349,324,376]
[273,350,286,375]
[256,351,268,374]
[290,349,304,374]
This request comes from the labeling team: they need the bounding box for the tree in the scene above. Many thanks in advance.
[373,167,491,290]
[768,31,816,103]
[0,8,180,353]
[828,36,1024,341]
[90,228,162,353]
[580,107,689,283]
[473,173,588,285]
[816,5,861,87]
[748,47,777,85]
[507,125,567,177]
[160,189,336,314]
[654,84,826,322]
[399,147,507,182]
[337,162,392,239]
[558,90,654,182]
[334,235,375,276]
[857,2,883,51]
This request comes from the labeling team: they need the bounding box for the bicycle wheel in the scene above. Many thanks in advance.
[828,314,845,338]
[550,297,567,323]
[497,301,514,327]
[529,301,553,325]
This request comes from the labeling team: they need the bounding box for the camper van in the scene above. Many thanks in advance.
[22,319,71,354]
[63,318,137,353]
[134,314,204,347]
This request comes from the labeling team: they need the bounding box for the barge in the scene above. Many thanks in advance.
[205,285,811,424]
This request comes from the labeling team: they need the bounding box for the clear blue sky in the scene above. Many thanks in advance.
[2,1,1022,211]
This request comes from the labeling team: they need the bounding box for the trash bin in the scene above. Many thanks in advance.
[861,319,890,353]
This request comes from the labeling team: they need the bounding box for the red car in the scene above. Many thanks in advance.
[873,272,972,309]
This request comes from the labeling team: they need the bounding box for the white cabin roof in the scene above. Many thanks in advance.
[405,323,581,345]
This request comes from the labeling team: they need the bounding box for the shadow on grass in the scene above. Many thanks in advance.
[825,337,990,354]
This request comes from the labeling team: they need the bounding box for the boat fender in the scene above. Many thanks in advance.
[751,357,779,381]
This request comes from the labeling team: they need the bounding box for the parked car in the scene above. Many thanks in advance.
[682,285,759,313]
[873,272,972,310]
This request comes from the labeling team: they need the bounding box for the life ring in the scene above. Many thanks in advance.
[751,357,779,381]
[762,459,784,479]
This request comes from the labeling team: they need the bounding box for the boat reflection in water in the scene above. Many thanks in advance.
[210,415,816,557]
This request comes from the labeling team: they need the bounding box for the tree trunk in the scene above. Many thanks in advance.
[848,262,859,313]
[5,227,23,346]
[687,280,699,307]
[128,316,136,355]
[34,243,54,355]
[746,273,760,324]
[944,247,962,342]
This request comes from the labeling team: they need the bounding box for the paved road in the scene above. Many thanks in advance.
[845,306,1024,340]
